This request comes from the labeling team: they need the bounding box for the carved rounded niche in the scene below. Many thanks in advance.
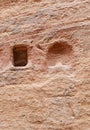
[46,41,73,66]
[13,45,28,67]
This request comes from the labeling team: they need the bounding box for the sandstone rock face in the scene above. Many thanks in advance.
[0,0,90,130]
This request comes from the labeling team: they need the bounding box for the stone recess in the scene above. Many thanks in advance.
[0,0,90,130]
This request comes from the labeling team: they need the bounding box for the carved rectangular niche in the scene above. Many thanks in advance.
[13,45,28,67]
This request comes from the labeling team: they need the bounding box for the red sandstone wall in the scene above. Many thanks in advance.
[0,0,90,130]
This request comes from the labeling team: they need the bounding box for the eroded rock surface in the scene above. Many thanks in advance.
[0,0,90,130]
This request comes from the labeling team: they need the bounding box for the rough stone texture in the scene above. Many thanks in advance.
[0,0,90,130]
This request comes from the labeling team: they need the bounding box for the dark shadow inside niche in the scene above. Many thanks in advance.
[33,0,42,2]
[13,45,28,67]
[47,42,73,66]
[48,42,72,55]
